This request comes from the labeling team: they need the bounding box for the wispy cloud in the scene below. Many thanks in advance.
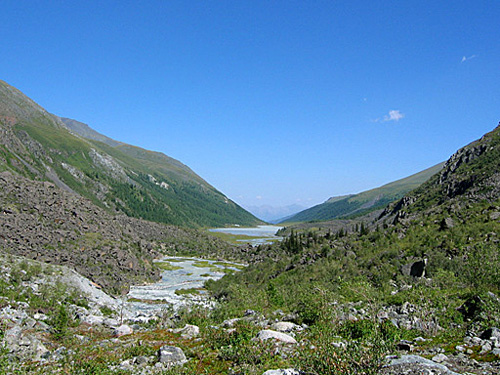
[372,109,405,123]
[461,54,477,63]
[383,109,404,122]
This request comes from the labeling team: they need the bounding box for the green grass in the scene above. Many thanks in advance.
[154,261,183,271]
[213,261,246,270]
[174,288,204,295]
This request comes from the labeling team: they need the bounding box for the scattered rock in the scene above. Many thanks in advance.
[158,345,187,366]
[382,355,461,375]
[262,369,301,375]
[257,330,297,344]
[401,259,427,278]
[396,340,413,351]
[173,324,199,339]
[114,324,133,337]
[432,353,448,363]
[270,321,301,333]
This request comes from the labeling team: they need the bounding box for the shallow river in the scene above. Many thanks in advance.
[126,226,282,314]
[127,257,244,313]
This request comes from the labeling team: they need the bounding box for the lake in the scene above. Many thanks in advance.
[208,225,283,245]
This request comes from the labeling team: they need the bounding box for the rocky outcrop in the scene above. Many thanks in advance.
[0,171,162,293]
[381,123,500,221]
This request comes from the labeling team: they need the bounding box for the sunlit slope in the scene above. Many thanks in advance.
[0,80,261,228]
[282,163,444,223]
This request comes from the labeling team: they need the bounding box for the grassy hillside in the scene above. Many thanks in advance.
[0,80,261,228]
[282,162,444,223]
[199,123,500,373]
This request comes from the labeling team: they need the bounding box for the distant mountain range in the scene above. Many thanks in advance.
[244,204,306,223]
[0,80,261,228]
[281,162,444,223]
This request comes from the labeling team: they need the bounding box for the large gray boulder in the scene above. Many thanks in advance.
[401,259,427,278]
[270,321,301,333]
[381,355,461,375]
[158,345,187,366]
[257,330,297,344]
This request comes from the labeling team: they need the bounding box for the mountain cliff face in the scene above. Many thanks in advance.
[0,80,261,228]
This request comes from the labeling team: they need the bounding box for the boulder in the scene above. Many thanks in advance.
[401,259,427,278]
[270,322,300,333]
[382,355,461,375]
[432,353,448,363]
[158,345,187,366]
[262,369,301,375]
[257,330,297,344]
[173,324,199,339]
[114,324,133,337]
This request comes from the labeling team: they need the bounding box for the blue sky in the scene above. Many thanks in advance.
[2,1,499,209]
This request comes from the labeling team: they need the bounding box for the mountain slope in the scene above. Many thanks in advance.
[0,80,261,228]
[381,122,500,223]
[281,162,444,223]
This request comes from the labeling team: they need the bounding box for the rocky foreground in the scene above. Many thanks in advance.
[1,254,498,375]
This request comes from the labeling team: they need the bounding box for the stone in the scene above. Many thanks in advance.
[158,345,187,366]
[401,259,427,278]
[83,314,104,325]
[440,217,455,230]
[134,355,149,365]
[103,318,120,327]
[222,318,240,327]
[270,322,300,333]
[173,324,199,339]
[432,353,448,363]
[470,336,483,346]
[384,355,461,375]
[396,340,413,351]
[262,369,301,375]
[114,324,133,337]
[480,342,492,354]
[257,330,297,344]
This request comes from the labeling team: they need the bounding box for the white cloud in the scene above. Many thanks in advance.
[371,109,405,123]
[383,109,405,122]
[461,54,477,63]
[256,195,262,200]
